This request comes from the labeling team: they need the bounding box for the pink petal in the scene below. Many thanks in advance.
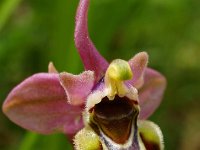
[128,52,149,89]
[138,68,167,119]
[59,71,95,105]
[75,0,109,81]
[2,73,84,136]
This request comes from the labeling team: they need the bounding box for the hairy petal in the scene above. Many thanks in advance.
[138,68,167,119]
[75,0,109,81]
[59,71,95,105]
[128,52,148,89]
[74,127,102,150]
[138,120,164,150]
[2,73,84,136]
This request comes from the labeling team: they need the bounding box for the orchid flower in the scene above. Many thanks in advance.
[2,0,166,149]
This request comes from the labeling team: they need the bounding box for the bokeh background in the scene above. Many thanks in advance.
[0,0,200,149]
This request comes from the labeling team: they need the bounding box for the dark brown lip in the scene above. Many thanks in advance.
[94,96,136,120]
[91,95,138,144]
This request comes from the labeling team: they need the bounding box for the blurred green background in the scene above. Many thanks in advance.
[0,0,200,149]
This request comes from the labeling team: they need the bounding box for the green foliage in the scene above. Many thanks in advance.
[0,0,200,149]
[18,132,72,150]
[0,0,22,31]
